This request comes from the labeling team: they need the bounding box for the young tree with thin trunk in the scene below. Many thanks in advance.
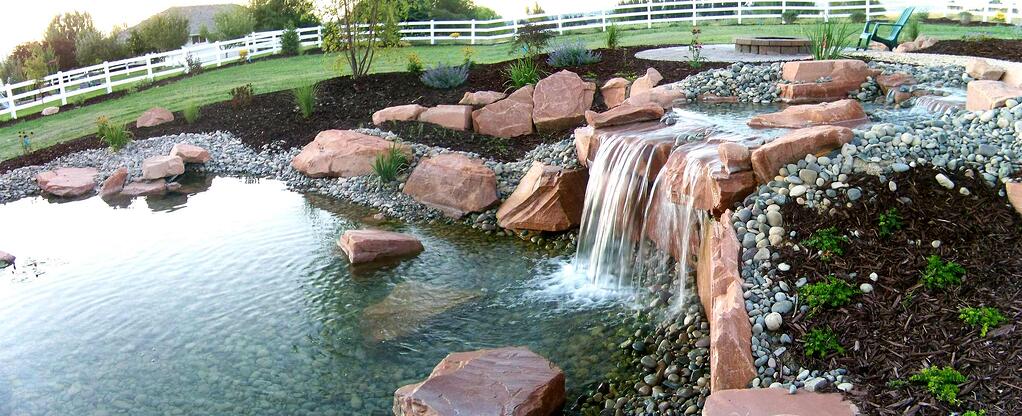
[323,0,399,79]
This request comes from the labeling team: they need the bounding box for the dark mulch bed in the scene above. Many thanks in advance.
[921,18,1014,28]
[778,167,1022,415]
[1,46,726,173]
[915,39,1022,63]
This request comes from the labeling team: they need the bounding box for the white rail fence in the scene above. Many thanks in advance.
[941,0,1022,23]
[0,0,901,119]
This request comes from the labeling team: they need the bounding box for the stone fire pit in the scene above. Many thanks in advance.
[734,36,811,55]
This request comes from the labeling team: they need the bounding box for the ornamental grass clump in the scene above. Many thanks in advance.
[803,327,845,358]
[910,366,966,404]
[605,24,621,50]
[96,116,133,151]
[183,103,200,124]
[920,255,965,290]
[420,63,469,89]
[803,227,849,261]
[801,275,858,314]
[546,41,602,68]
[804,20,854,60]
[959,306,1006,337]
[372,145,408,183]
[504,58,543,89]
[293,84,317,119]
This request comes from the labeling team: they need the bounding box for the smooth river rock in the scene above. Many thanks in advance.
[337,229,423,264]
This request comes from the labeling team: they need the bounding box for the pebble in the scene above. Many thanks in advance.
[859,283,874,294]
[935,173,955,189]
[764,312,783,331]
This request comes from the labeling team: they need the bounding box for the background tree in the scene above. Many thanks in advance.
[22,43,58,82]
[323,0,401,79]
[74,29,127,66]
[130,13,190,54]
[44,11,99,70]
[214,9,256,40]
[526,1,545,15]
[405,0,499,21]
[249,0,319,30]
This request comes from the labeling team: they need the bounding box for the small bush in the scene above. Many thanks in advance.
[920,255,965,290]
[606,24,621,50]
[504,57,543,89]
[280,24,301,56]
[959,306,1006,337]
[230,84,254,108]
[877,208,903,238]
[782,10,799,24]
[372,145,408,183]
[420,63,469,89]
[238,49,249,62]
[803,227,849,261]
[546,41,602,68]
[804,21,854,60]
[801,275,859,313]
[910,366,966,404]
[183,103,200,124]
[462,47,475,66]
[959,11,973,25]
[96,116,133,151]
[803,327,845,358]
[511,22,553,56]
[848,11,867,23]
[293,83,317,119]
[406,53,424,75]
[184,54,203,75]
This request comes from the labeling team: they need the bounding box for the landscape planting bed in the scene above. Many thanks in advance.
[779,167,1022,415]
[916,38,1022,63]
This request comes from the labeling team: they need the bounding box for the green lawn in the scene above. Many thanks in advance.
[2,22,1016,162]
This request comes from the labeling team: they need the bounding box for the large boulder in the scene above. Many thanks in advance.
[373,104,428,125]
[472,85,534,138]
[966,58,1005,81]
[778,60,871,104]
[394,347,565,416]
[363,281,477,341]
[459,91,507,107]
[496,162,587,232]
[141,155,185,180]
[338,230,423,264]
[703,388,859,416]
[121,180,168,197]
[35,167,98,197]
[966,80,1022,111]
[403,153,499,218]
[1007,182,1022,217]
[532,70,596,132]
[751,125,854,183]
[170,143,211,163]
[100,167,129,198]
[629,68,663,97]
[419,105,473,131]
[583,103,664,128]
[601,77,631,109]
[748,99,867,129]
[42,106,59,116]
[291,130,412,178]
[624,85,687,109]
[136,107,174,128]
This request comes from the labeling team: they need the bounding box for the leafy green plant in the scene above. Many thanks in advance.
[921,255,965,290]
[803,227,849,261]
[462,46,475,66]
[801,275,859,313]
[804,20,854,60]
[606,23,621,50]
[782,10,799,24]
[910,366,966,404]
[504,58,543,89]
[96,116,133,151]
[280,23,301,56]
[546,41,602,68]
[877,208,903,238]
[848,11,867,23]
[293,83,317,119]
[230,84,254,108]
[371,145,408,183]
[183,103,200,124]
[420,63,469,89]
[886,379,909,389]
[406,53,424,75]
[803,327,845,358]
[184,53,203,75]
[688,27,706,69]
[511,21,553,56]
[963,410,987,416]
[959,306,1006,337]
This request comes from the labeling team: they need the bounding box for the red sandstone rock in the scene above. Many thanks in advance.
[136,107,174,128]
[703,388,859,416]
[630,67,663,97]
[100,167,129,198]
[601,77,630,108]
[496,162,587,232]
[472,85,534,138]
[338,229,424,264]
[698,94,739,104]
[1007,182,1022,217]
[625,85,686,109]
[777,81,860,104]
[876,72,918,93]
[121,180,168,197]
[532,70,596,132]
[459,91,507,107]
[718,142,751,174]
[364,281,478,342]
[781,59,869,83]
[0,251,13,267]
[966,80,1022,111]
[748,99,867,129]
[291,130,412,178]
[141,155,185,180]
[403,153,498,218]
[751,125,854,183]
[372,104,428,125]
[573,126,598,168]
[894,35,937,53]
[35,167,98,197]
[393,347,565,416]
[419,105,474,131]
[1003,64,1022,88]
[967,58,1006,81]
[584,103,664,128]
[170,143,211,163]
[42,106,59,116]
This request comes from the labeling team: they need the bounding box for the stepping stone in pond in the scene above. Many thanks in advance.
[337,229,423,264]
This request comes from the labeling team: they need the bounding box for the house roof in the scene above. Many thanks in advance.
[130,4,245,36]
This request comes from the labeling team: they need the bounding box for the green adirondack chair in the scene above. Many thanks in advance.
[856,7,915,51]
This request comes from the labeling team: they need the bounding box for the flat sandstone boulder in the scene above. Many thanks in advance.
[532,70,596,132]
[403,153,498,218]
[472,85,534,138]
[600,77,630,109]
[363,281,477,342]
[584,103,664,128]
[100,167,129,198]
[496,162,587,232]
[372,104,428,125]
[703,388,858,416]
[967,58,1005,81]
[291,130,412,178]
[394,347,565,416]
[338,229,423,264]
[1007,182,1022,217]
[459,91,507,107]
[751,125,854,183]
[418,105,473,131]
[966,80,1022,111]
[35,167,99,197]
[121,180,169,197]
[748,99,867,129]
[141,155,185,180]
[170,143,211,163]
[136,107,174,128]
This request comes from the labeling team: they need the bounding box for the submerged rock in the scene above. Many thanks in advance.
[362,281,477,342]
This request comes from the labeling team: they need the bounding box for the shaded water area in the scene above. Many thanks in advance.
[0,176,627,415]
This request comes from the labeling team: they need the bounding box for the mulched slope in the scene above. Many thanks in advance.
[778,167,1022,415]
[915,39,1022,63]
[1,46,726,173]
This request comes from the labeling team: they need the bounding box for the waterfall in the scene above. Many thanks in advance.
[911,95,965,115]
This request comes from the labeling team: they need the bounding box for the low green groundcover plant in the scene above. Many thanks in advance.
[910,366,966,404]
[877,208,903,238]
[963,410,987,416]
[801,275,858,313]
[372,145,408,183]
[803,327,845,358]
[504,58,543,90]
[420,63,469,89]
[959,306,1006,337]
[96,116,132,151]
[803,227,849,261]
[546,41,602,68]
[921,255,965,290]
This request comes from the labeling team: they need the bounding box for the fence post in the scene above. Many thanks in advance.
[215,41,223,67]
[602,9,608,31]
[430,20,436,45]
[824,1,830,22]
[103,61,112,93]
[738,1,743,25]
[647,0,653,29]
[57,71,67,105]
[781,0,787,23]
[865,0,871,18]
[145,54,154,80]
[984,4,989,22]
[471,20,476,45]
[316,26,322,47]
[557,14,564,35]
[4,83,16,119]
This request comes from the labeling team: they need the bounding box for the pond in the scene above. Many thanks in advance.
[0,176,627,415]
